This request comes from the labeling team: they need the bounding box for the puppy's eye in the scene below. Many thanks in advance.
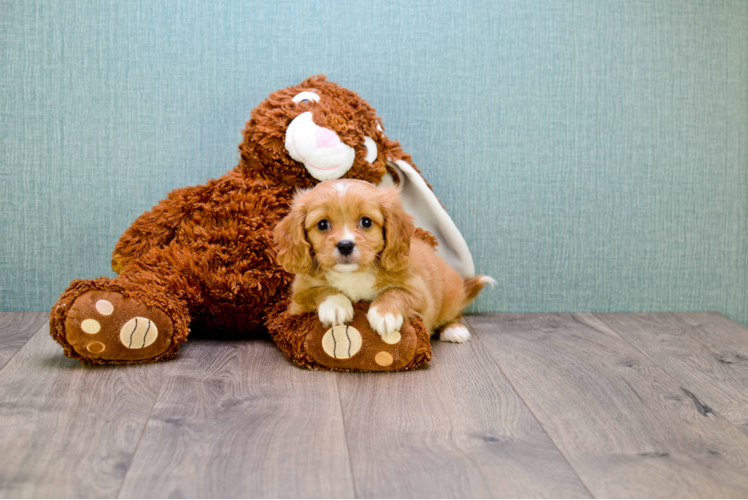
[293,91,320,104]
[360,217,372,229]
[317,220,330,231]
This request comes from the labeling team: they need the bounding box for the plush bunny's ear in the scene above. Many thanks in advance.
[381,160,476,278]
[274,193,314,274]
[379,187,415,272]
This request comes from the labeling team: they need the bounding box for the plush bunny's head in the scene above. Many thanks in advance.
[238,75,393,187]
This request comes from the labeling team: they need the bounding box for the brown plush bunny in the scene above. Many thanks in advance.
[50,75,475,371]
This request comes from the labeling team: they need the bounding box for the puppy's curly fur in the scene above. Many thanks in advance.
[275,180,493,343]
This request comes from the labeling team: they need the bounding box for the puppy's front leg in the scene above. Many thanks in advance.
[367,289,415,343]
[289,281,354,326]
[317,293,354,326]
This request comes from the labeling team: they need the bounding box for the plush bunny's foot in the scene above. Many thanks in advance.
[64,291,175,362]
[267,300,432,372]
[54,286,183,364]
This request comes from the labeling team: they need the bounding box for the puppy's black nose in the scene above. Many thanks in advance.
[336,240,355,256]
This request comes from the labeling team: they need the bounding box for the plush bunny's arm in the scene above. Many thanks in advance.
[112,184,206,273]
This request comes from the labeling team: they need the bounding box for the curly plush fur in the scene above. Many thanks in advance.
[50,75,435,370]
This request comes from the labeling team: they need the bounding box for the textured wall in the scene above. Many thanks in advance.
[2,1,747,324]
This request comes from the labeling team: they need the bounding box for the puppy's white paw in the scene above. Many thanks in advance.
[318,294,354,326]
[439,325,471,343]
[367,305,404,341]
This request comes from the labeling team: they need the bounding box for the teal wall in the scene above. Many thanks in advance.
[2,1,747,324]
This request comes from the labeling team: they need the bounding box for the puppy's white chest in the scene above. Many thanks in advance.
[325,270,379,302]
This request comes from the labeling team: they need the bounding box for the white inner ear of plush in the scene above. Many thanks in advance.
[380,160,476,278]
[363,136,378,163]
[285,112,355,181]
[292,91,320,103]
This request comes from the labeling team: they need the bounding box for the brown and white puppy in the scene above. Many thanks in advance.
[274,179,494,343]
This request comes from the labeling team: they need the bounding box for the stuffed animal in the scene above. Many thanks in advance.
[50,75,476,371]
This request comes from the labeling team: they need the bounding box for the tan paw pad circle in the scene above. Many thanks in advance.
[382,330,401,345]
[80,319,101,334]
[95,299,114,316]
[375,351,394,367]
[86,341,106,353]
[119,317,158,349]
[322,325,362,359]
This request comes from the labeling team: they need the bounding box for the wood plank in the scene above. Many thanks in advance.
[0,312,48,370]
[0,325,167,498]
[337,331,591,498]
[118,338,355,499]
[596,312,748,437]
[466,313,748,498]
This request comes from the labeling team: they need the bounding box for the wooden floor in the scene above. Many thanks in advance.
[1,312,748,498]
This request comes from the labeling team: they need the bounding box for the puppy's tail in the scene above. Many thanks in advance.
[462,275,497,307]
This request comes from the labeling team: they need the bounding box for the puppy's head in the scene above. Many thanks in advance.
[274,180,414,275]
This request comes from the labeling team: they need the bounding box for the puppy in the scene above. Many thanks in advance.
[273,179,494,343]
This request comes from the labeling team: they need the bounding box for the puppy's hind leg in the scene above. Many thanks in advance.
[438,320,471,343]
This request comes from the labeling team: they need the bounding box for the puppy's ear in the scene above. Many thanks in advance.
[274,191,313,274]
[379,187,415,272]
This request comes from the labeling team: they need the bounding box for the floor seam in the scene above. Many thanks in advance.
[590,312,748,440]
[334,373,359,499]
[113,365,171,499]
[464,315,597,499]
[0,316,49,375]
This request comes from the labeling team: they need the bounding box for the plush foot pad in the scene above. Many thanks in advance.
[267,300,431,372]
[305,306,420,372]
[64,291,175,362]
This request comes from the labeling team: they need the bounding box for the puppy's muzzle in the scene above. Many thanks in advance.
[336,240,355,256]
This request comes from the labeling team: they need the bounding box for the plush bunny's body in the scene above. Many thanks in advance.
[51,76,473,371]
